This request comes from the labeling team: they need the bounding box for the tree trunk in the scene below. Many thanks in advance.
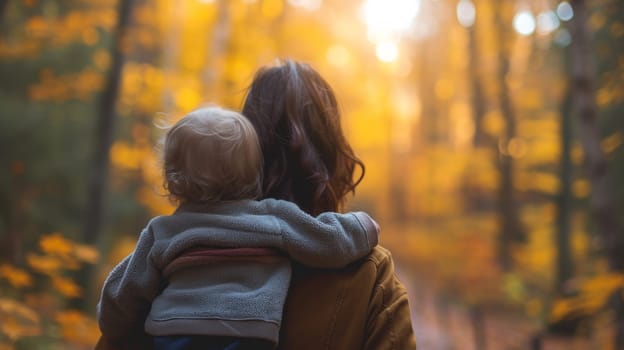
[78,0,134,310]
[569,1,624,348]
[493,0,523,271]
[0,0,8,22]
[555,84,574,293]
[468,22,487,147]
[463,7,494,213]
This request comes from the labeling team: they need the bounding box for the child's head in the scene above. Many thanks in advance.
[162,106,262,204]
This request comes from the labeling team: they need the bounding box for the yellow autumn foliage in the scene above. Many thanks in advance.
[0,298,41,343]
[550,273,624,322]
[3,0,624,347]
[51,276,83,299]
[516,171,560,195]
[28,68,104,102]
[601,131,623,154]
[0,265,33,289]
[0,233,100,347]
[40,233,73,257]
[0,299,40,325]
[573,179,591,198]
[73,244,100,264]
[110,141,148,171]
[55,310,101,346]
[26,253,62,276]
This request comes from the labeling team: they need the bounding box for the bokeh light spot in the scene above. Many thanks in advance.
[536,11,560,35]
[376,41,399,62]
[557,1,574,21]
[513,10,536,36]
[288,0,322,11]
[363,0,420,40]
[456,0,476,28]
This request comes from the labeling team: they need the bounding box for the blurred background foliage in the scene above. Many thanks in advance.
[0,0,623,349]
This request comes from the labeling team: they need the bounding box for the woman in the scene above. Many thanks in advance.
[242,60,415,349]
[95,60,415,349]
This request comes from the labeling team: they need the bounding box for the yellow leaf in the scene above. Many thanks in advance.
[0,264,33,288]
[26,253,61,275]
[581,273,624,296]
[0,298,40,324]
[39,233,73,257]
[550,274,624,322]
[550,298,576,322]
[25,16,48,37]
[601,131,623,154]
[51,276,82,298]
[516,172,560,194]
[73,244,100,264]
[0,318,21,341]
[0,298,41,341]
[56,311,100,345]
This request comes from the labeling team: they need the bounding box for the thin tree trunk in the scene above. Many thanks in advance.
[555,84,574,293]
[84,0,133,248]
[468,23,487,147]
[0,0,8,22]
[569,1,624,348]
[493,0,522,271]
[463,7,493,213]
[79,0,134,310]
[1,195,23,264]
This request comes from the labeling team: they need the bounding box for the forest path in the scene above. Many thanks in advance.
[396,264,596,350]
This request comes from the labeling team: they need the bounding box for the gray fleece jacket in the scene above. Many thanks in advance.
[97,198,378,346]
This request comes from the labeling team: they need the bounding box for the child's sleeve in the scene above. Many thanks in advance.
[267,199,380,268]
[96,226,161,343]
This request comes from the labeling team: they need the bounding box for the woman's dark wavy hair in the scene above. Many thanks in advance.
[242,60,365,215]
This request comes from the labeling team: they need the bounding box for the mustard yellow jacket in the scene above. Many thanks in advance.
[95,246,416,350]
[276,246,416,350]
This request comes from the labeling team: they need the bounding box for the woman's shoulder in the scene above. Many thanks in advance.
[364,245,401,276]
[366,245,394,263]
[279,245,413,349]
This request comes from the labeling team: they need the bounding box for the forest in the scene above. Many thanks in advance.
[0,0,623,349]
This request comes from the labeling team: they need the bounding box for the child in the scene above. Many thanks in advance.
[97,106,379,350]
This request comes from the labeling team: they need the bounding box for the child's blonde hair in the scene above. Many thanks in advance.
[162,106,262,204]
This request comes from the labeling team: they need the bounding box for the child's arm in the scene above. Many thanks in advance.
[158,199,379,269]
[97,225,161,343]
[264,199,379,268]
